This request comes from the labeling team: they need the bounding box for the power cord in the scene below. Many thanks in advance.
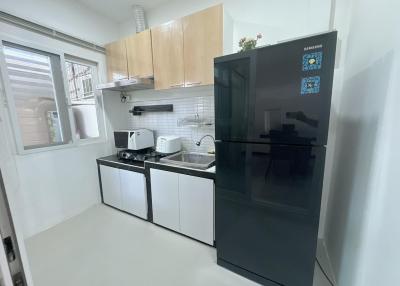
[120,91,128,103]
[316,258,335,286]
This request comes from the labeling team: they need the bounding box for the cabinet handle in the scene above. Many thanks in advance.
[186,81,202,86]
[170,84,185,88]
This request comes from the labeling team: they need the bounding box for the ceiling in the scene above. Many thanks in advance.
[77,0,169,23]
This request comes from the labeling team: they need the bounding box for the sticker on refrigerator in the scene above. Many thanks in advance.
[302,52,323,71]
[301,76,321,95]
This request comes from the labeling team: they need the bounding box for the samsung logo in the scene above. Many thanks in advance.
[304,44,323,51]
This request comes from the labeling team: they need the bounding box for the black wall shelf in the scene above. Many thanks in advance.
[129,104,173,116]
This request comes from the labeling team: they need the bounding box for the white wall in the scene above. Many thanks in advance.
[0,21,117,238]
[124,87,215,153]
[324,0,400,285]
[120,0,331,49]
[0,0,120,45]
[119,17,138,40]
[12,144,107,238]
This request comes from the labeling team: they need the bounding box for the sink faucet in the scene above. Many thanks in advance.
[196,135,215,153]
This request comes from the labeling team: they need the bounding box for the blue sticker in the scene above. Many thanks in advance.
[301,76,321,95]
[303,52,323,71]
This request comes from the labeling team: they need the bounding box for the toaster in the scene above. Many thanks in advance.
[114,129,154,150]
[156,136,182,154]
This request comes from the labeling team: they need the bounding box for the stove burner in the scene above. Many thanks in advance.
[117,149,166,162]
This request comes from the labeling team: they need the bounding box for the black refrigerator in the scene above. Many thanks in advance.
[214,31,337,286]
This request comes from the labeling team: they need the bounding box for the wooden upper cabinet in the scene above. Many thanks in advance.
[151,20,185,90]
[105,39,128,82]
[126,30,154,79]
[182,5,223,87]
[105,5,229,89]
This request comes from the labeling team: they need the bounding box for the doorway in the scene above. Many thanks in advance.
[0,169,26,286]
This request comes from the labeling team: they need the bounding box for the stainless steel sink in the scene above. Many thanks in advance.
[160,152,215,170]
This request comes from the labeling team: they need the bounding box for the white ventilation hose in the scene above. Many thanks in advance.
[133,5,147,33]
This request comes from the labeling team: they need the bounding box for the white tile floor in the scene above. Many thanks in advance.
[25,205,331,286]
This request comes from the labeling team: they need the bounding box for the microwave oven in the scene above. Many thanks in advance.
[114,129,154,150]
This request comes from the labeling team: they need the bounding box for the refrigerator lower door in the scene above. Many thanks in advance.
[215,141,326,286]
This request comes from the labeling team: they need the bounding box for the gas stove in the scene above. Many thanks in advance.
[117,148,165,162]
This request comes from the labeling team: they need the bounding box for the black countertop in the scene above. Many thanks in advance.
[97,155,216,180]
[97,155,145,173]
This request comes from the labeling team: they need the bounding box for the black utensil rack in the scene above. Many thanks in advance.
[129,104,173,116]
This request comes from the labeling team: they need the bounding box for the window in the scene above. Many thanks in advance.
[0,41,104,153]
[2,42,72,150]
[65,59,100,140]
[82,78,93,95]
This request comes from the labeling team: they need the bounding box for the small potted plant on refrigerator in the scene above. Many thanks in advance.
[238,33,263,52]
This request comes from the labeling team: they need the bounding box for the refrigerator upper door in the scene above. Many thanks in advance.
[214,54,254,142]
[215,32,337,146]
[215,141,326,286]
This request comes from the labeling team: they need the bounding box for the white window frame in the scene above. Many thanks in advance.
[0,36,106,155]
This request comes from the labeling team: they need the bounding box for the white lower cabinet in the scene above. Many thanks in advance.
[100,165,122,209]
[120,169,147,219]
[100,165,147,219]
[150,169,214,245]
[150,169,180,232]
[179,174,214,245]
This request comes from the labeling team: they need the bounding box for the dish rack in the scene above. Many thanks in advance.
[177,114,214,127]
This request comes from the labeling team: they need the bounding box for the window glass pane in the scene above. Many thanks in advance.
[3,45,65,148]
[65,60,99,139]
[72,105,99,139]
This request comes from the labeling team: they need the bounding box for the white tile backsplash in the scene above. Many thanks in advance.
[124,94,215,153]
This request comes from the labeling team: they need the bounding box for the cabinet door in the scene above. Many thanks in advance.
[183,5,223,87]
[105,39,128,81]
[150,169,180,232]
[100,165,122,209]
[151,20,185,90]
[120,170,147,219]
[179,174,214,245]
[126,30,154,79]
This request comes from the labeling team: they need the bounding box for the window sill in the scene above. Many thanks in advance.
[76,137,106,147]
[17,138,107,156]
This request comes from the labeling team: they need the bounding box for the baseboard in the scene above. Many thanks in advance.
[24,202,100,239]
[217,258,281,286]
[317,238,337,285]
